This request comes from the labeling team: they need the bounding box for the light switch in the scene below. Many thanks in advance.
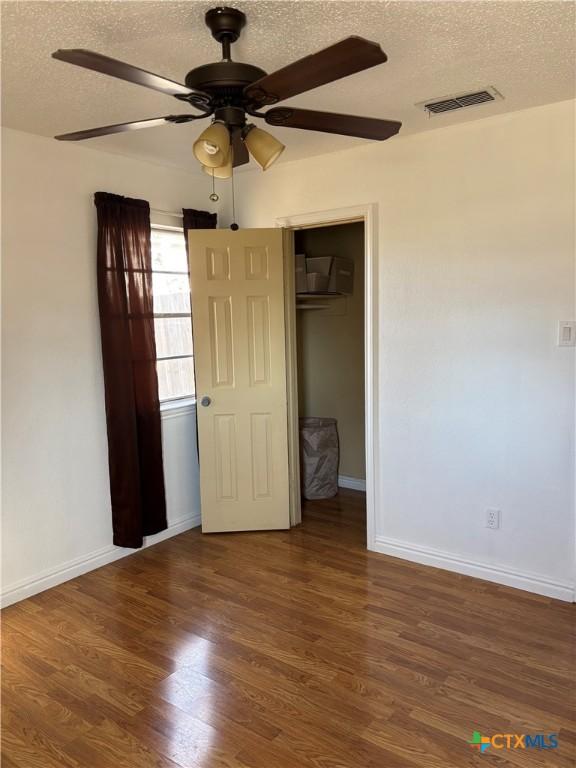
[558,321,576,347]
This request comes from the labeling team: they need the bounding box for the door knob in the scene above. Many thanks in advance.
[200,396,212,407]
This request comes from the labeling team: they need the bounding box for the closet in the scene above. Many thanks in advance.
[294,221,366,495]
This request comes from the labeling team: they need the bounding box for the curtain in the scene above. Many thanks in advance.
[182,208,217,236]
[95,192,167,548]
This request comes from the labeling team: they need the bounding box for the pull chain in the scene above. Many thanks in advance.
[230,166,239,231]
[209,170,219,202]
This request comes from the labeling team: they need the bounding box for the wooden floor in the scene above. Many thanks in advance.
[2,490,575,767]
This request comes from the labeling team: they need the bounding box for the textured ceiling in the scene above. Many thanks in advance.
[1,1,575,173]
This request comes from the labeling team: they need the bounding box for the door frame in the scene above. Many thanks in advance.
[276,204,379,549]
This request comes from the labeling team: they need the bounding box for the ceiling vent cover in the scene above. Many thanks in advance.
[417,87,503,116]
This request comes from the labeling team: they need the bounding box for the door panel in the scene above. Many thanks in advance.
[208,296,234,387]
[214,414,238,501]
[247,296,271,386]
[250,413,273,499]
[245,246,269,280]
[188,229,290,532]
[206,247,231,281]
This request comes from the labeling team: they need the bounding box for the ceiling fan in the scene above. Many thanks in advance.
[52,6,401,175]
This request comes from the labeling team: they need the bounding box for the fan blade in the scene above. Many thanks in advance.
[52,49,209,103]
[231,130,250,167]
[55,115,199,141]
[245,37,387,106]
[264,107,401,141]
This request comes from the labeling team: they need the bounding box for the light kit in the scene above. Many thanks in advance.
[197,122,284,181]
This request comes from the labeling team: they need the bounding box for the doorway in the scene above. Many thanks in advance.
[279,204,378,548]
[187,206,379,544]
[294,222,366,532]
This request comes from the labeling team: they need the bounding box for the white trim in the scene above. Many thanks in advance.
[160,398,196,420]
[151,222,184,231]
[276,204,378,548]
[373,535,575,603]
[338,475,367,492]
[150,212,184,228]
[1,513,201,609]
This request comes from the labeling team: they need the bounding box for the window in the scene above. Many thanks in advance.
[151,227,195,402]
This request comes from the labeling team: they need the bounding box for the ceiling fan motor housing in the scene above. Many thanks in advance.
[184,61,267,95]
[185,7,266,110]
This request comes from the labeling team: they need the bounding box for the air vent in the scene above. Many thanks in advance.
[416,87,503,116]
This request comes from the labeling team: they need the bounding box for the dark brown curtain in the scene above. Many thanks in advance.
[95,192,167,548]
[182,208,217,246]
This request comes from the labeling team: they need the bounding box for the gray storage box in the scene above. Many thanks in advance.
[306,255,354,294]
[306,256,333,276]
[328,256,354,294]
[299,417,339,500]
[295,253,307,294]
[306,272,330,292]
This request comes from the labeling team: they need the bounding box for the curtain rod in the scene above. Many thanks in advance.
[151,207,183,219]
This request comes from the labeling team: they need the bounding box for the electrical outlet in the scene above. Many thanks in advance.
[486,508,501,530]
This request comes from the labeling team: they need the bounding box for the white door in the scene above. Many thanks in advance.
[188,228,291,532]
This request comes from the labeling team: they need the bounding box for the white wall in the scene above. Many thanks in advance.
[236,100,576,600]
[1,128,221,606]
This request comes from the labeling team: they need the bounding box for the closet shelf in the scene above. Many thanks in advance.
[296,292,346,299]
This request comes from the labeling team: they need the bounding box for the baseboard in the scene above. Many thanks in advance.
[338,475,366,492]
[1,511,202,609]
[372,535,575,603]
